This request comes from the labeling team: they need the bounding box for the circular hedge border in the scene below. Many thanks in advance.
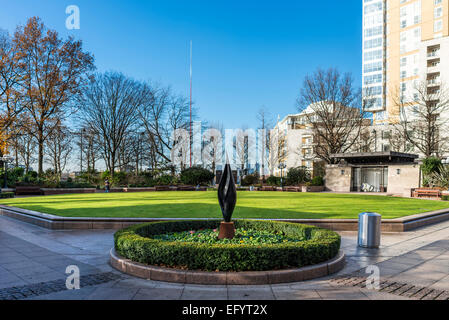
[114,220,341,272]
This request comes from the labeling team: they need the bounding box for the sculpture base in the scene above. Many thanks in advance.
[218,222,235,240]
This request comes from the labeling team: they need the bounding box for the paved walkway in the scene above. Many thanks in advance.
[1,215,449,300]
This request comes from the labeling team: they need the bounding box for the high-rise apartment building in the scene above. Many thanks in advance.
[363,0,449,123]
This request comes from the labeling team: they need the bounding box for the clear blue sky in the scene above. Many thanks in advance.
[0,0,363,129]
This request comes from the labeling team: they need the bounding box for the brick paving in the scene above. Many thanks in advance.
[0,272,122,300]
[330,275,449,300]
[1,214,449,300]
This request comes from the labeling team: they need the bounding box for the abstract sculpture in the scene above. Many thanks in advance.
[217,160,237,239]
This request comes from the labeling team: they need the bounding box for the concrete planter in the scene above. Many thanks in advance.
[110,249,345,285]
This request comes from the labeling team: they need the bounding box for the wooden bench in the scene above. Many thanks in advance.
[260,186,275,191]
[283,186,301,192]
[413,188,441,199]
[177,185,196,191]
[15,186,43,195]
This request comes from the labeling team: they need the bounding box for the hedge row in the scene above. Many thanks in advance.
[0,192,14,199]
[114,220,341,272]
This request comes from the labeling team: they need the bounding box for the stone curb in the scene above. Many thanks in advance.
[109,248,346,285]
[2,205,449,231]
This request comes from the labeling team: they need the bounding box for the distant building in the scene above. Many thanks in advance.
[362,0,449,123]
[269,104,323,177]
[325,151,421,196]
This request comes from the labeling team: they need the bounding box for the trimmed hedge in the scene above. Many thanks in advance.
[0,192,14,199]
[114,220,341,272]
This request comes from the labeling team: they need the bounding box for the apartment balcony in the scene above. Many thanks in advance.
[427,65,440,74]
[427,80,441,88]
[427,51,440,59]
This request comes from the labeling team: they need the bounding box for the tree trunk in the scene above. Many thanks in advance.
[38,128,44,176]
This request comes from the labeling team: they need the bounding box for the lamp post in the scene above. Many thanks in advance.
[278,162,287,189]
[140,132,145,173]
[1,156,13,191]
[80,128,86,173]
[372,129,377,152]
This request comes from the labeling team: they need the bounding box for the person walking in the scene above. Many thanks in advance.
[104,178,110,193]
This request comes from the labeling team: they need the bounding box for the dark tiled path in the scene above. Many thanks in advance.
[1,214,449,300]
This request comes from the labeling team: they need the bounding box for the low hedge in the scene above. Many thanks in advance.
[114,220,341,272]
[0,192,14,199]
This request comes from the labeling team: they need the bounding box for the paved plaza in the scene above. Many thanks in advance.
[1,214,449,300]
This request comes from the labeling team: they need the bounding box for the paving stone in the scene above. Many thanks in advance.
[435,292,449,300]
[380,282,407,294]
[421,289,445,300]
[410,288,435,300]
[133,287,183,300]
[272,288,321,300]
[394,284,416,296]
[0,272,122,300]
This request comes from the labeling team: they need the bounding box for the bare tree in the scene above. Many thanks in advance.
[297,68,369,164]
[392,81,449,158]
[138,84,191,173]
[388,126,410,153]
[45,121,72,179]
[202,122,224,178]
[233,127,256,181]
[257,107,272,180]
[267,125,288,176]
[13,17,95,174]
[0,29,26,158]
[78,72,143,177]
[355,127,376,153]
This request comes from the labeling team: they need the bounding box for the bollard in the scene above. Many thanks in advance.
[358,212,381,248]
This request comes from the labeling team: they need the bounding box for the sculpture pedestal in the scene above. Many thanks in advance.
[218,222,235,240]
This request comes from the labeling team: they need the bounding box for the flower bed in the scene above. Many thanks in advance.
[153,227,306,245]
[114,220,341,272]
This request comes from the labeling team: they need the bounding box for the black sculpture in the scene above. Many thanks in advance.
[217,161,237,239]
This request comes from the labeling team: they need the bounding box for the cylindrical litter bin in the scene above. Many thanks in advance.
[358,212,381,248]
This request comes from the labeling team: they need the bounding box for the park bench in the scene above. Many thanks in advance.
[155,186,170,191]
[261,186,275,191]
[15,186,43,195]
[413,188,441,199]
[283,186,301,192]
[177,185,196,191]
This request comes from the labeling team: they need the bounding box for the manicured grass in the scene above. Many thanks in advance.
[2,191,449,219]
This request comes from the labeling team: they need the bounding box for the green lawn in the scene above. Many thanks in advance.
[1,191,449,219]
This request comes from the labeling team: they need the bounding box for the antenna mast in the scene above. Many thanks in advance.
[189,40,193,168]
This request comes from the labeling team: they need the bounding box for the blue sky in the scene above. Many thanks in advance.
[0,0,363,129]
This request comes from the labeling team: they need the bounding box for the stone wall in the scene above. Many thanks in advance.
[325,165,352,192]
[388,164,421,197]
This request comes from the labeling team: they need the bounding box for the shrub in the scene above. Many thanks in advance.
[114,220,341,272]
[241,173,259,186]
[156,174,177,186]
[422,157,442,186]
[442,195,449,201]
[310,176,324,186]
[16,171,39,186]
[180,166,214,186]
[427,164,449,189]
[0,192,14,198]
[286,167,311,186]
[266,176,281,186]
